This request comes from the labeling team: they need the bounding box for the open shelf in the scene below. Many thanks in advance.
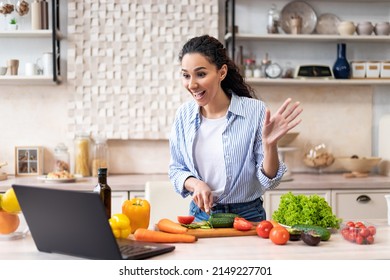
[225,33,390,43]
[0,75,62,85]
[245,77,390,86]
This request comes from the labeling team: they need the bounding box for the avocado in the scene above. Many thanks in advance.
[301,230,321,246]
[292,224,331,241]
[287,228,302,241]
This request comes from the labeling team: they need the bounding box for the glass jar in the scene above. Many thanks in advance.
[92,137,109,177]
[244,58,255,78]
[53,143,70,172]
[267,4,280,34]
[74,132,90,177]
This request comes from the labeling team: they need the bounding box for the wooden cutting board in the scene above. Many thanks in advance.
[186,227,257,238]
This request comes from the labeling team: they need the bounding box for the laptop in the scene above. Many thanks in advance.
[12,184,175,260]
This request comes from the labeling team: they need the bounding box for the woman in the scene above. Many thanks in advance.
[168,35,303,222]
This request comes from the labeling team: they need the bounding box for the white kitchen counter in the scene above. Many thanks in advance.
[0,174,169,192]
[1,173,390,193]
[1,220,389,260]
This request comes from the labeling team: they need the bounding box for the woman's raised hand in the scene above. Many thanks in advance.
[262,98,303,146]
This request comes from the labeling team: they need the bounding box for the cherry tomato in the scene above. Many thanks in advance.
[341,228,349,239]
[233,217,253,231]
[346,221,355,228]
[256,220,274,238]
[355,235,364,244]
[177,215,195,224]
[367,225,376,236]
[355,221,365,228]
[269,226,290,245]
[348,230,358,242]
[366,235,375,244]
[359,227,370,238]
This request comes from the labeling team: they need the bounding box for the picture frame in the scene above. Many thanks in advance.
[15,146,44,176]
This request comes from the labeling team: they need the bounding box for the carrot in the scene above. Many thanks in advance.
[157,218,188,234]
[270,220,282,228]
[134,228,197,243]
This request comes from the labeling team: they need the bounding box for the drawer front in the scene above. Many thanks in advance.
[331,190,389,220]
[264,190,331,220]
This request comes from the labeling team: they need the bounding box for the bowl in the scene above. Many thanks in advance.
[0,211,29,240]
[337,156,382,173]
[278,132,299,147]
[339,221,376,245]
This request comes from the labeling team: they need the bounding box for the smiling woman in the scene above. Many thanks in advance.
[168,35,303,223]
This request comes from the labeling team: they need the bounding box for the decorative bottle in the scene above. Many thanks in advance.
[333,43,351,79]
[94,167,111,219]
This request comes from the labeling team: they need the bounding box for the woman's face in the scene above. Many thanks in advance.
[181,53,226,107]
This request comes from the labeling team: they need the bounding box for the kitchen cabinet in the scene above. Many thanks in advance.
[0,0,62,85]
[331,189,389,220]
[103,191,145,215]
[224,0,390,86]
[264,187,390,220]
[111,191,128,215]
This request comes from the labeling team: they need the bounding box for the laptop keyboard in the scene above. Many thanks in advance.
[119,244,156,257]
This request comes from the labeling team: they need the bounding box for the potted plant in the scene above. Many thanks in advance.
[8,18,18,31]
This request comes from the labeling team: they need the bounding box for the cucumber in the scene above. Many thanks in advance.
[208,217,234,228]
[291,224,331,241]
[209,213,240,219]
[208,213,240,228]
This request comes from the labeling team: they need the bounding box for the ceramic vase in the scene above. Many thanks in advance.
[333,43,351,79]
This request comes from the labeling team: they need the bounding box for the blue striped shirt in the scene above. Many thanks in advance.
[168,93,287,204]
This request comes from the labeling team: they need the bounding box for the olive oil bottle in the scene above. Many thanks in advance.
[94,167,111,219]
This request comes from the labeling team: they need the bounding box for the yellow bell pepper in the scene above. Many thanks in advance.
[109,213,132,239]
[122,198,150,233]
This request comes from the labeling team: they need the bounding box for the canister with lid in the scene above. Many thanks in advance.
[92,137,109,177]
[54,143,70,172]
[74,132,91,177]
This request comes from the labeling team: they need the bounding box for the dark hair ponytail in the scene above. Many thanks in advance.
[179,35,256,99]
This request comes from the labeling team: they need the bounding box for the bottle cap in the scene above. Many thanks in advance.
[97,168,108,176]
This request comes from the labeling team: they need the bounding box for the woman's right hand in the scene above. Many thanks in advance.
[184,177,213,214]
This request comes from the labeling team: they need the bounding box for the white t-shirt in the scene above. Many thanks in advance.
[193,115,227,198]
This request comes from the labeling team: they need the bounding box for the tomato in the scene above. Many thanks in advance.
[355,235,364,245]
[347,231,356,242]
[177,215,195,224]
[341,228,349,239]
[346,221,355,228]
[256,220,274,238]
[359,227,370,238]
[269,226,290,245]
[366,235,375,244]
[367,225,376,236]
[233,217,253,231]
[355,221,365,228]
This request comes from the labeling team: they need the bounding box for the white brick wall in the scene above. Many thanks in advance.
[67,0,219,140]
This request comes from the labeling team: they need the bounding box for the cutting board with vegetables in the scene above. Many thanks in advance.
[186,227,257,238]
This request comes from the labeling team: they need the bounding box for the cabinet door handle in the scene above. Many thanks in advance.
[356,195,371,203]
